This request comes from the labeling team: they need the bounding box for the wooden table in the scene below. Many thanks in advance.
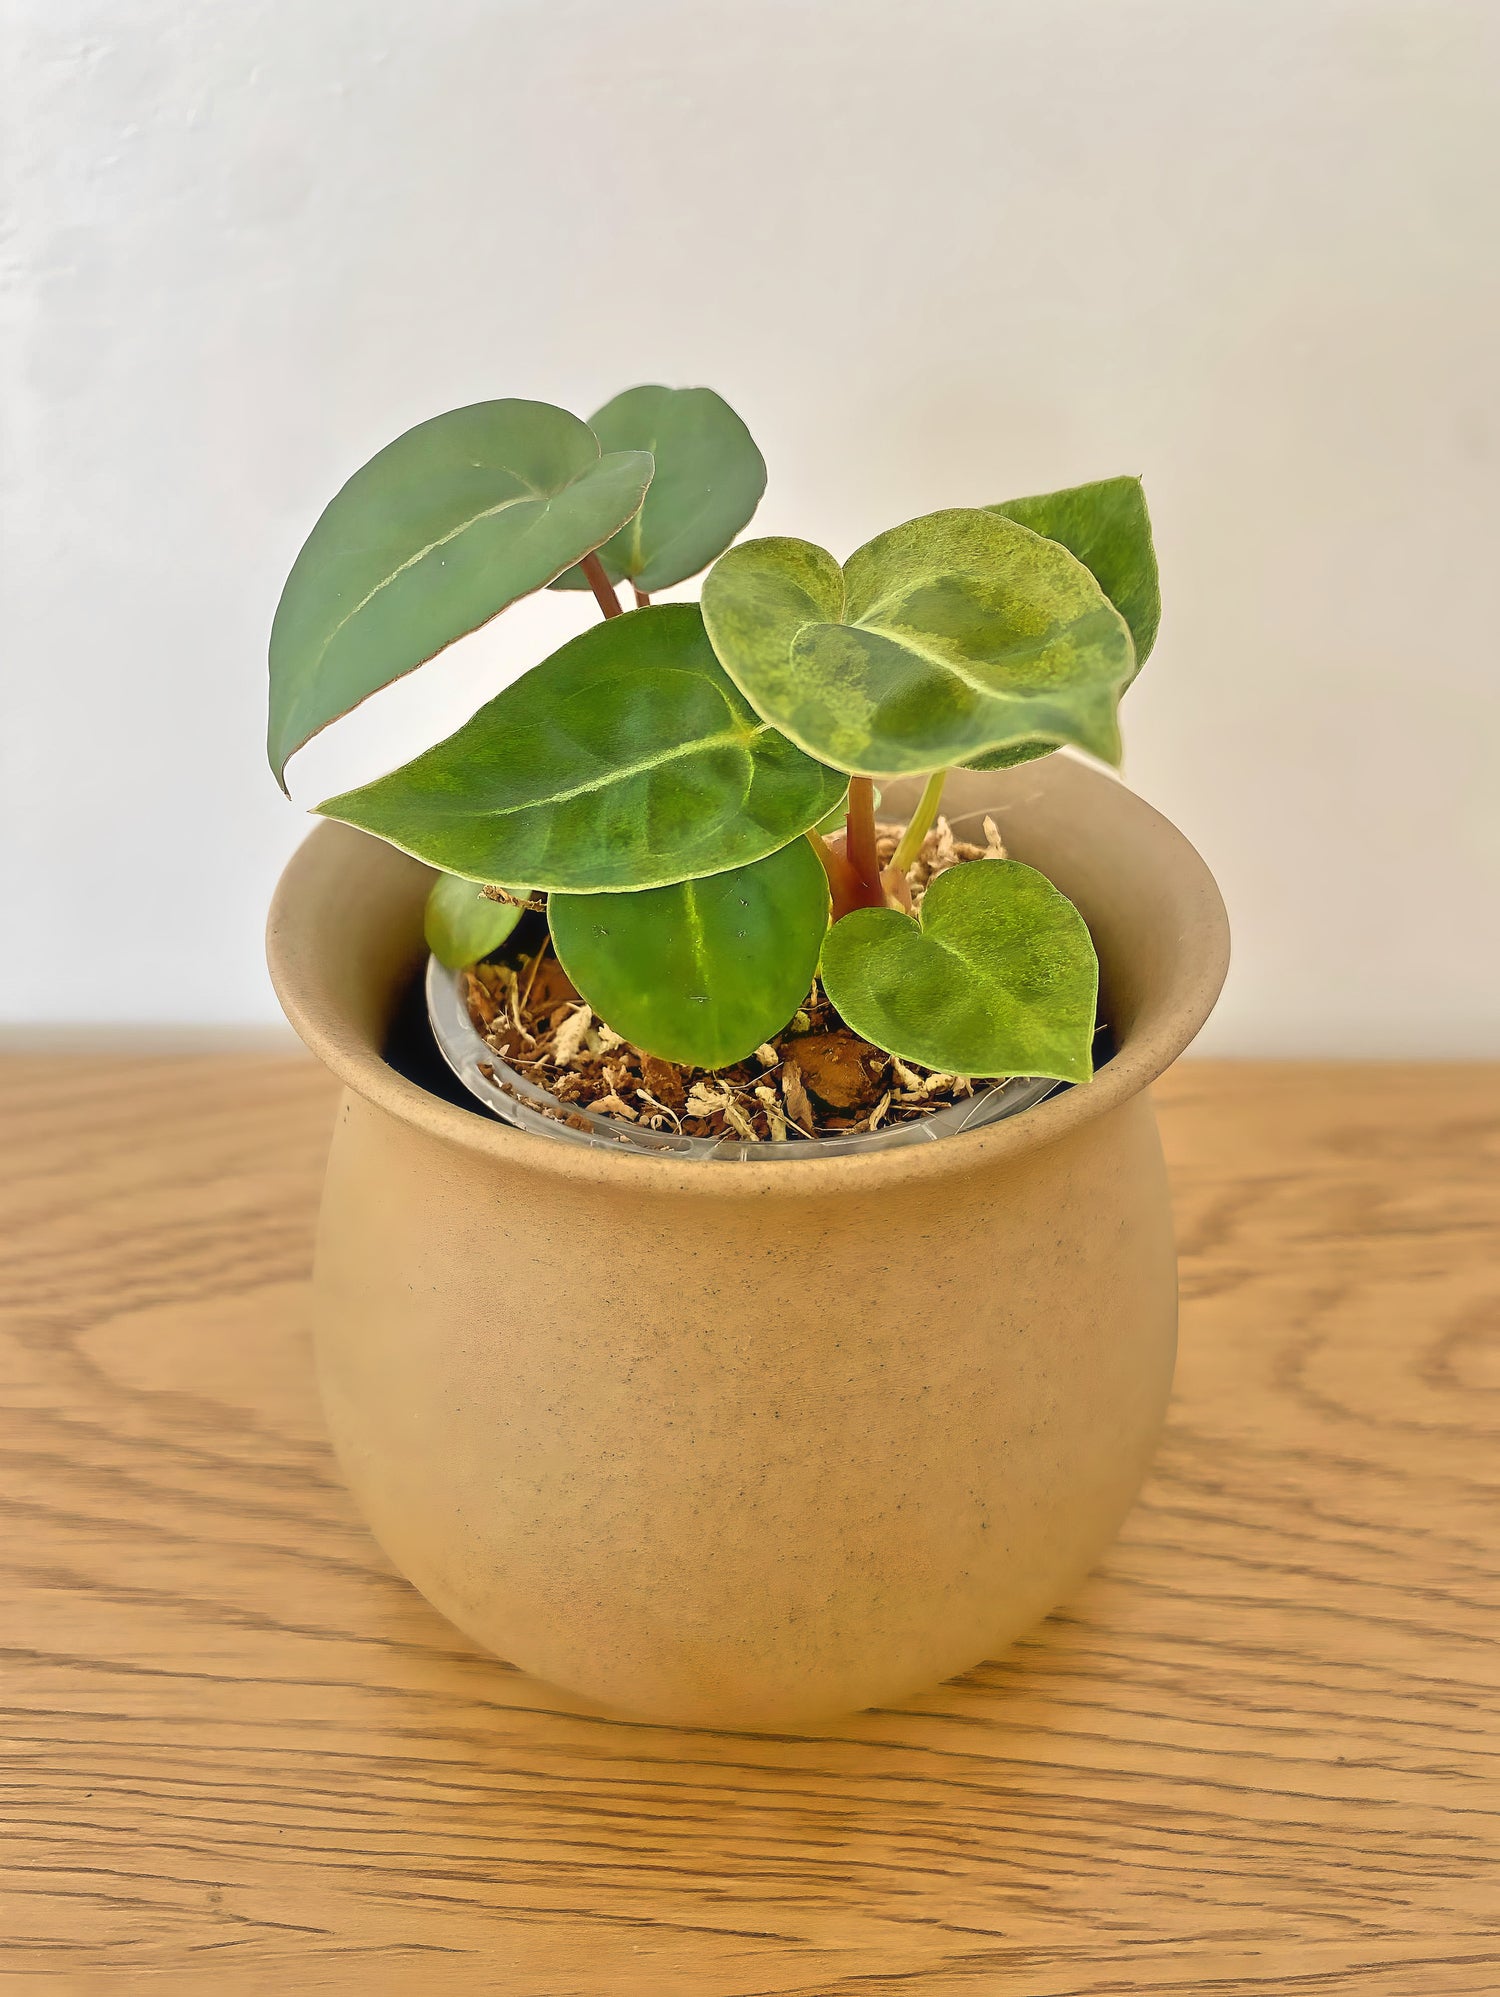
[2,1056,1496,1995]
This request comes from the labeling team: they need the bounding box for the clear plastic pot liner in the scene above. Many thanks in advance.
[425,957,1061,1163]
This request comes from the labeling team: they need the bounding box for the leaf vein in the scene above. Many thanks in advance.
[428,724,774,823]
[311,490,540,675]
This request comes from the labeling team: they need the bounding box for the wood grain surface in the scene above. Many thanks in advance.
[1,1054,1497,1995]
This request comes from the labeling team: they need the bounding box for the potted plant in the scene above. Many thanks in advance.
[266,386,1228,1726]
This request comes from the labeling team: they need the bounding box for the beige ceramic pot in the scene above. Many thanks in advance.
[268,757,1228,1728]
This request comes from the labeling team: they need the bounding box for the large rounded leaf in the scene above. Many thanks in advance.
[316,603,847,893]
[423,870,530,970]
[700,508,1134,779]
[268,399,653,787]
[820,859,1098,1081]
[552,385,767,594]
[988,475,1159,669]
[550,839,829,1069]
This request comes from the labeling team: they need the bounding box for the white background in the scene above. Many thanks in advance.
[3,0,1497,1050]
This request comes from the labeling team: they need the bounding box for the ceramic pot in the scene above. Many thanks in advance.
[267,757,1229,1728]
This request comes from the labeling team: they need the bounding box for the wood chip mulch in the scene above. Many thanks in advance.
[461,817,1011,1144]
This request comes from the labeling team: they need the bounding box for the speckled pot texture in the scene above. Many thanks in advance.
[267,759,1228,1728]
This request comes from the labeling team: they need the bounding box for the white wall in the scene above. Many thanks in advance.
[3,0,1497,1052]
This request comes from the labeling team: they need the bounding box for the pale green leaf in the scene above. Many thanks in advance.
[967,478,1160,771]
[820,859,1098,1082]
[549,840,829,1069]
[701,508,1133,778]
[316,603,847,893]
[552,385,766,593]
[268,399,653,786]
[988,475,1159,668]
[423,870,530,970]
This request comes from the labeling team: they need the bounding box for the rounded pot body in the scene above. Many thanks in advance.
[268,759,1228,1727]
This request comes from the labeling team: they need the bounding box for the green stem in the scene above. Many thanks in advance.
[581,550,623,619]
[892,768,949,874]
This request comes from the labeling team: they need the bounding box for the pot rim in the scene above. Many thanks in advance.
[267,759,1230,1200]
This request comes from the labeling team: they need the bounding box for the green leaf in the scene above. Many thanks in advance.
[958,739,1060,773]
[965,479,1158,773]
[700,508,1134,779]
[423,870,530,970]
[988,476,1159,668]
[316,603,847,893]
[268,399,653,787]
[820,859,1098,1082]
[549,840,829,1070]
[552,385,767,594]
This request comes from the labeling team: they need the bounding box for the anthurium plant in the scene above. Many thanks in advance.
[269,387,1158,1089]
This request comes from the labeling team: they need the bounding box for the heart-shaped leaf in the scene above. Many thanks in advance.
[700,508,1133,778]
[317,603,847,893]
[268,399,653,786]
[423,870,530,971]
[549,838,829,1070]
[988,475,1159,668]
[819,858,1098,1082]
[965,478,1158,773]
[551,385,766,594]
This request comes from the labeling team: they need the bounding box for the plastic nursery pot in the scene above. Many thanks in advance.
[425,955,1064,1159]
[267,756,1229,1729]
